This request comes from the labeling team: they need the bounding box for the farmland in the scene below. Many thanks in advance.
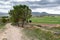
[30,16,60,24]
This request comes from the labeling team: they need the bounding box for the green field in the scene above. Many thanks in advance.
[30,16,60,24]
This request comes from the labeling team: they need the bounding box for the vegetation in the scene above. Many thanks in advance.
[0,16,8,29]
[1,17,7,23]
[9,5,32,27]
[1,16,8,18]
[0,23,5,29]
[30,17,60,24]
[23,28,60,40]
[49,27,60,32]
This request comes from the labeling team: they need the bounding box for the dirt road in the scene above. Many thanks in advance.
[0,23,24,40]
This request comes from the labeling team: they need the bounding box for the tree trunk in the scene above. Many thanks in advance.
[17,22,20,27]
[16,22,19,27]
[22,20,25,27]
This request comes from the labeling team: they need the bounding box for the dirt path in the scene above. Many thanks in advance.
[0,23,24,40]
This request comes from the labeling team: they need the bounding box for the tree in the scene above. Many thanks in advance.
[9,5,32,27]
[1,17,7,23]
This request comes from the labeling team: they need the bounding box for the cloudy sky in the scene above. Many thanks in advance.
[0,0,60,14]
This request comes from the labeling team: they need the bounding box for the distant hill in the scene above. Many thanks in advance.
[32,12,60,17]
[32,12,48,17]
[0,12,60,17]
[48,14,60,16]
[32,12,40,16]
[0,12,9,17]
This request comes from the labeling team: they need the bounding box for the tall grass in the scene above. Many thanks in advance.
[0,23,5,29]
[23,28,60,40]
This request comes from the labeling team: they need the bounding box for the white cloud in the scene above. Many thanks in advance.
[12,0,41,2]
[53,6,60,10]
[0,5,12,9]
[0,0,12,13]
[32,7,60,14]
[47,0,56,2]
[0,1,11,5]
[0,9,9,13]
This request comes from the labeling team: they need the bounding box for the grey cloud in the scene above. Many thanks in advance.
[27,0,52,5]
[0,0,12,5]
[0,0,12,13]
[10,0,60,9]
[0,7,11,10]
[0,0,9,1]
[28,0,60,5]
[27,0,60,9]
[30,4,59,9]
[0,0,60,13]
[11,1,29,6]
[0,3,12,5]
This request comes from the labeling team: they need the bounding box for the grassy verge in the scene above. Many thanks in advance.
[23,28,60,40]
[49,27,60,32]
[0,23,5,29]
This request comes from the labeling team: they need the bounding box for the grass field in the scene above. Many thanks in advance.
[0,23,5,29]
[30,16,60,24]
[23,28,60,40]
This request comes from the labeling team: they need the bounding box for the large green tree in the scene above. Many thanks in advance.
[9,5,32,27]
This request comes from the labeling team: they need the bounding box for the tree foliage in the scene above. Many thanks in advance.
[9,5,32,27]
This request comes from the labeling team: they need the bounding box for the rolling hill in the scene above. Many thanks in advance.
[32,12,60,17]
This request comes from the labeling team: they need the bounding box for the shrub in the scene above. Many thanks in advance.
[1,17,7,23]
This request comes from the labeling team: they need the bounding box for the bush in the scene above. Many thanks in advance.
[1,17,7,23]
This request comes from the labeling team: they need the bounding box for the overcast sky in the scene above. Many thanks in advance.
[0,0,60,14]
